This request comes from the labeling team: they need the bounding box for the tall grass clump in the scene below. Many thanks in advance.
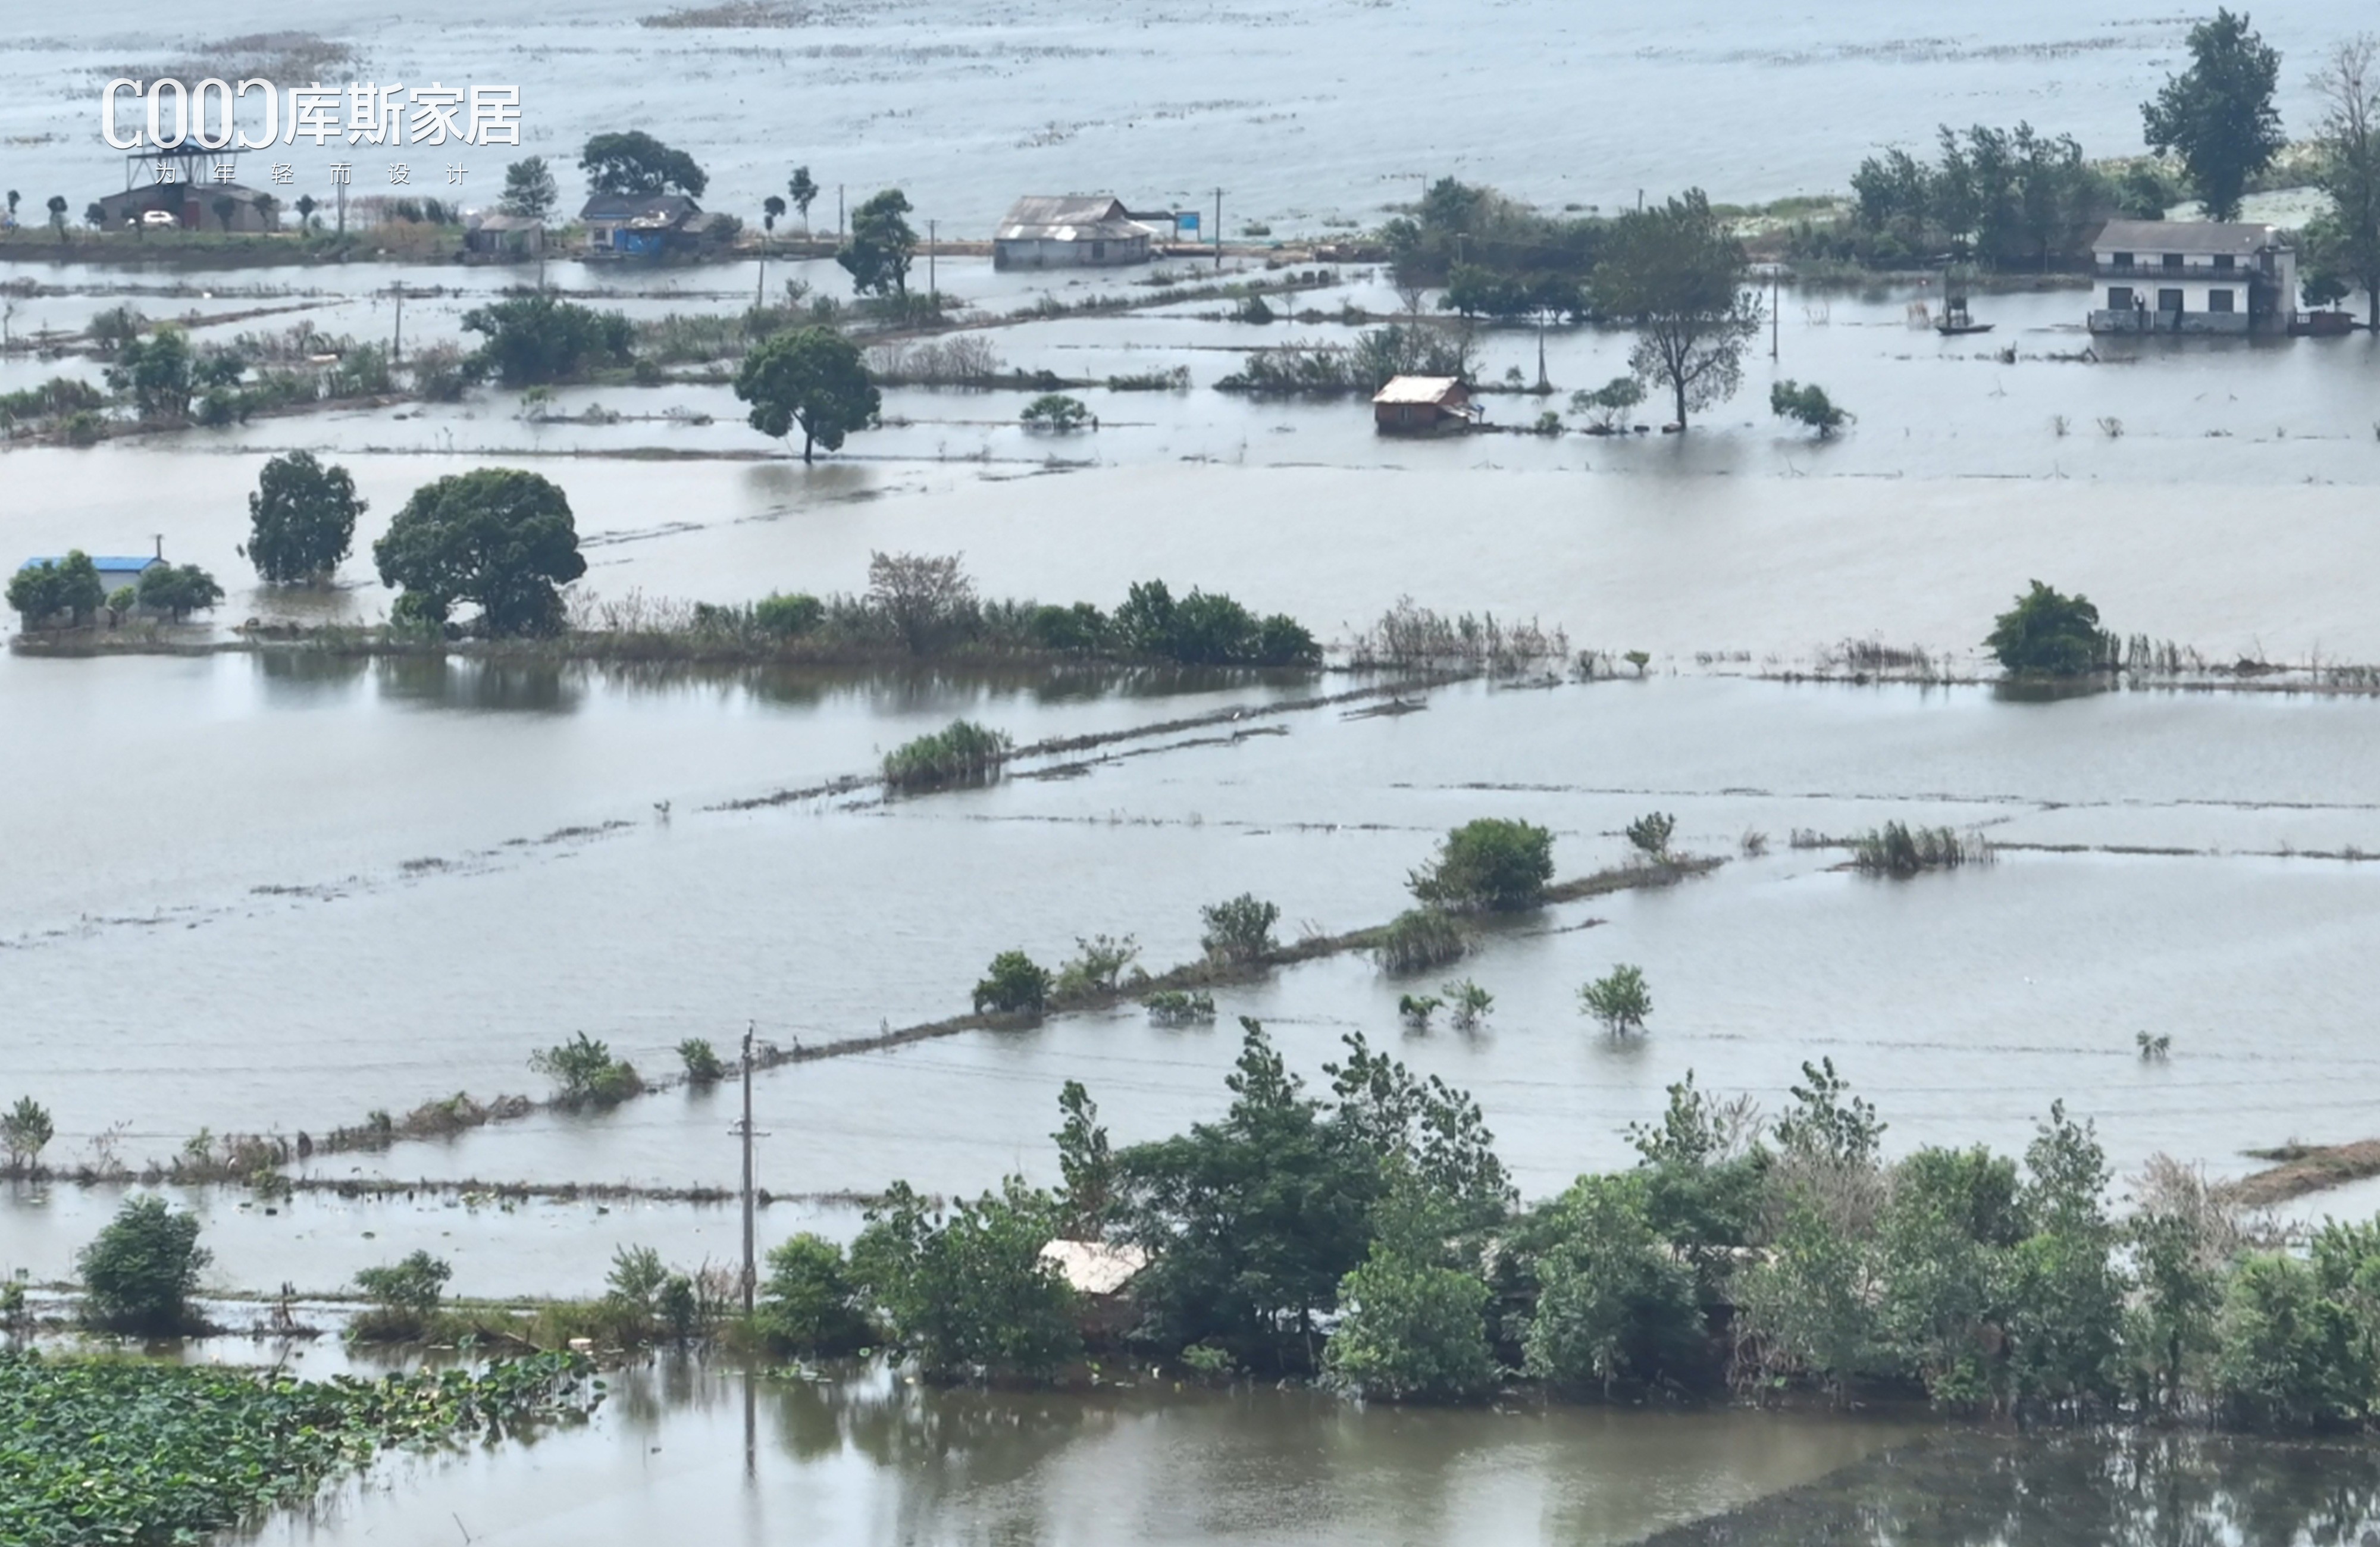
[1850,822,1991,878]
[882,719,1012,791]
[1200,894,1280,964]
[1373,908,1468,973]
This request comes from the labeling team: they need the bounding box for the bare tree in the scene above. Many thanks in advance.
[2310,36,2380,325]
[866,550,975,653]
[1590,190,1762,430]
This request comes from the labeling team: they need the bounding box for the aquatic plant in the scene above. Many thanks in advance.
[882,719,1012,791]
[1625,812,1676,862]
[1373,908,1468,973]
[1398,993,1442,1029]
[1849,822,1990,877]
[0,1351,599,1547]
[1770,378,1850,437]
[351,1250,453,1341]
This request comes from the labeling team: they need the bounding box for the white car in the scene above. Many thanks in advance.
[139,209,178,228]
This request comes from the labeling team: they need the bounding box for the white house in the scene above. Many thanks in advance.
[2087,220,2297,336]
[992,196,1155,270]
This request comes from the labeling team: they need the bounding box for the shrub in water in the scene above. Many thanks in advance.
[974,950,1052,1016]
[1409,818,1555,912]
[1200,893,1280,964]
[1374,908,1468,973]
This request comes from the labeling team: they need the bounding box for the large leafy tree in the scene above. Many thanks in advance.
[372,468,587,635]
[732,326,879,463]
[79,1196,211,1334]
[2309,36,2380,321]
[2141,10,2285,223]
[137,563,224,622]
[461,293,632,386]
[1590,190,1760,430]
[837,188,917,299]
[578,131,707,198]
[7,551,105,627]
[847,1178,1080,1380]
[499,156,558,221]
[1984,580,2116,677]
[243,450,365,584]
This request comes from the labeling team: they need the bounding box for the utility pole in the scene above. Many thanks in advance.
[1771,268,1780,361]
[390,283,403,365]
[739,1020,756,1317]
[837,184,844,242]
[927,218,936,300]
[1212,187,1223,270]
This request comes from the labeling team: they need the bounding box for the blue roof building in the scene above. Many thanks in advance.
[19,555,164,587]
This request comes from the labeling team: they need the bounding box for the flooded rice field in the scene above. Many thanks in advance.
[10,4,2380,1541]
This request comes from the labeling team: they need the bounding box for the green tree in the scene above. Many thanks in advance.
[105,325,196,420]
[8,552,106,628]
[677,1038,725,1082]
[1198,892,1279,963]
[526,1032,641,1106]
[1053,1080,1116,1238]
[1872,1146,2022,1407]
[460,292,632,386]
[2310,36,2380,322]
[353,1251,452,1337]
[136,563,223,622]
[1115,1020,1386,1373]
[837,188,917,299]
[1984,579,2115,677]
[243,451,365,584]
[1770,380,1850,437]
[79,1196,211,1334]
[294,192,318,231]
[45,195,67,242]
[732,326,879,464]
[1590,190,1760,429]
[2002,1104,2126,1417]
[2141,9,2285,223]
[848,1178,1079,1380]
[2,1096,54,1175]
[1520,1173,1708,1398]
[972,950,1051,1016]
[1578,964,1652,1036]
[758,1233,871,1354]
[788,166,820,234]
[1324,1183,1498,1404]
[373,468,587,635]
[2213,1247,2375,1430]
[1020,392,1089,431]
[1408,818,1554,912]
[579,131,707,198]
[499,156,558,221]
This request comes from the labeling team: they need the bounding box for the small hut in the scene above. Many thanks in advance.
[1371,376,1476,434]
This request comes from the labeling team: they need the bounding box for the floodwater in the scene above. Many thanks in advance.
[8,4,2380,1540]
[230,1355,1917,1547]
[0,0,2372,230]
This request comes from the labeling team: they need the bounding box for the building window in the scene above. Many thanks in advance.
[2158,289,2185,311]
[2207,289,2235,312]
[2213,254,2235,271]
[2107,286,2134,309]
[2112,250,2133,268]
[2162,253,2184,270]
[1091,240,1106,261]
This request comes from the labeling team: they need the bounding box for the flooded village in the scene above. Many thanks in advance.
[6,1,2380,1542]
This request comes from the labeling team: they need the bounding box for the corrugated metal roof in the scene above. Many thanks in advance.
[19,556,162,574]
[2092,219,2289,256]
[1037,1239,1149,1296]
[1371,375,1464,405]
[580,193,700,223]
[997,194,1148,242]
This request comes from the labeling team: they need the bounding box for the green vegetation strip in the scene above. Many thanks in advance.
[0,1350,599,1546]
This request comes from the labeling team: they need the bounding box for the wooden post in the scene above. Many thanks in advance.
[1213,188,1222,270]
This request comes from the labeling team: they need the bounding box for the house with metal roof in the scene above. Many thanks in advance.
[579,193,705,253]
[17,553,163,591]
[1371,375,1477,434]
[994,195,1155,270]
[2087,220,2298,336]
